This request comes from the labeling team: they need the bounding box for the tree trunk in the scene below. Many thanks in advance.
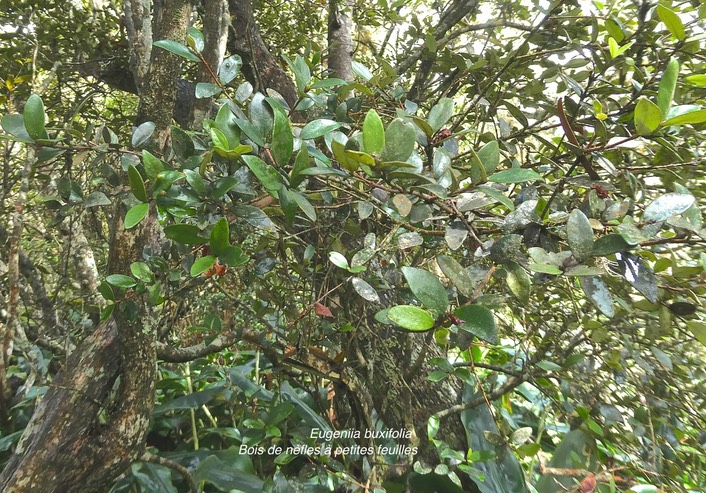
[328,0,355,82]
[0,1,191,490]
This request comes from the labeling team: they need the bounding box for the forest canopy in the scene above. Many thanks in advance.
[0,0,705,492]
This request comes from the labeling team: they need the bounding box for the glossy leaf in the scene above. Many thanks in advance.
[164,224,207,245]
[455,305,498,344]
[352,277,380,302]
[292,191,316,222]
[127,165,148,202]
[592,234,631,256]
[142,150,164,180]
[643,193,695,222]
[470,141,500,184]
[634,98,662,136]
[580,276,615,317]
[218,55,242,85]
[662,109,706,126]
[124,202,149,229]
[105,274,137,289]
[401,266,449,316]
[566,209,594,261]
[363,109,385,154]
[23,94,48,140]
[300,119,342,140]
[1,114,33,143]
[195,82,221,99]
[387,305,435,331]
[615,252,658,303]
[210,217,230,256]
[153,40,200,62]
[191,256,217,277]
[269,106,293,165]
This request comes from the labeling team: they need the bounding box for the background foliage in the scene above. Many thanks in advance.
[1,0,706,491]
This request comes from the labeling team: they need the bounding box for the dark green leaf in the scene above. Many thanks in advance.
[592,234,631,256]
[164,224,207,245]
[124,202,149,229]
[142,150,164,180]
[191,255,217,277]
[470,141,500,184]
[242,155,282,194]
[401,266,449,316]
[130,262,153,282]
[153,39,200,61]
[210,217,231,256]
[127,165,148,202]
[669,302,697,316]
[106,274,137,289]
[83,191,111,208]
[300,119,342,140]
[212,176,239,199]
[437,255,474,298]
[292,191,316,222]
[183,169,207,195]
[363,109,385,154]
[387,305,435,331]
[269,105,293,165]
[171,126,195,161]
[290,146,311,187]
[218,245,249,266]
[455,305,498,344]
[23,94,48,140]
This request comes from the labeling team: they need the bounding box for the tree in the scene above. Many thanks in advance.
[1,0,705,491]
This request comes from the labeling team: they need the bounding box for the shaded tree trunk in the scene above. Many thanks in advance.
[0,1,191,490]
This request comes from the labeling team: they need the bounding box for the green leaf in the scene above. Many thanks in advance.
[607,37,633,58]
[269,106,293,165]
[130,262,153,282]
[292,191,317,222]
[401,266,449,316]
[83,191,111,208]
[279,187,298,225]
[132,121,155,148]
[566,209,594,261]
[380,118,416,163]
[363,109,385,154]
[127,164,148,202]
[537,360,563,372]
[685,74,706,86]
[387,305,435,331]
[164,224,207,245]
[290,146,311,187]
[505,261,531,303]
[195,83,222,99]
[329,251,349,269]
[218,55,242,85]
[23,94,48,140]
[477,185,514,211]
[351,277,380,302]
[300,119,342,140]
[106,274,137,289]
[234,115,265,147]
[428,98,454,133]
[171,126,195,160]
[470,141,500,184]
[436,255,474,297]
[218,245,249,266]
[1,114,34,143]
[212,176,240,199]
[592,234,631,256]
[657,4,685,41]
[124,202,149,229]
[242,155,282,195]
[331,140,358,172]
[662,109,706,126]
[153,39,200,62]
[191,256,217,277]
[488,168,542,184]
[183,169,207,195]
[634,98,662,136]
[657,58,679,118]
[142,150,164,180]
[454,305,498,344]
[187,27,204,52]
[210,217,231,256]
[214,105,241,149]
[644,193,695,222]
[580,276,615,317]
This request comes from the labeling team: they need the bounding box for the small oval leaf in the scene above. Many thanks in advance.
[387,305,435,332]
